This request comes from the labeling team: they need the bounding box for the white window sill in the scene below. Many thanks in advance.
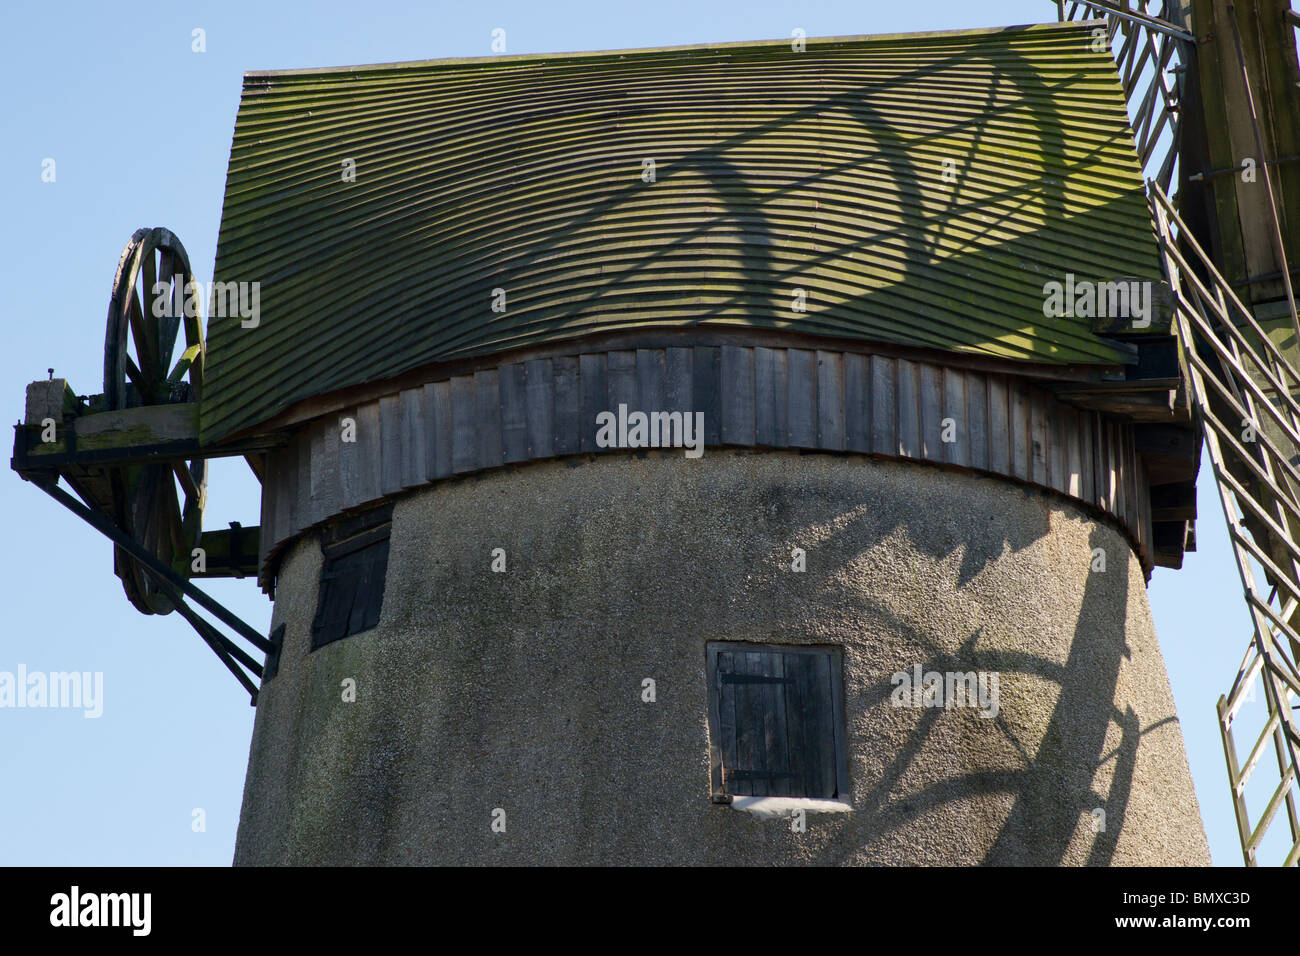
[727,796,853,818]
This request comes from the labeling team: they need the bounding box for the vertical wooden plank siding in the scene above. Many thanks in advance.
[943,367,968,467]
[473,369,503,470]
[693,346,721,446]
[844,354,870,453]
[754,347,779,446]
[499,363,530,464]
[787,349,816,448]
[524,359,555,459]
[578,354,607,454]
[354,402,382,505]
[918,363,943,461]
[428,380,453,479]
[896,359,919,459]
[256,345,1161,587]
[870,356,896,455]
[295,430,313,534]
[399,387,427,489]
[721,346,756,446]
[451,375,477,473]
[635,349,666,416]
[1010,379,1031,483]
[607,351,637,414]
[379,394,403,496]
[336,407,360,508]
[816,350,845,451]
[551,356,579,456]
[1030,390,1049,487]
[964,371,987,472]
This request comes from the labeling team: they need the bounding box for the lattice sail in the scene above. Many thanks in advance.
[1150,183,1300,866]
[1058,1,1193,191]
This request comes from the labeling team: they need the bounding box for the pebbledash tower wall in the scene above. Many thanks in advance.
[231,337,1212,865]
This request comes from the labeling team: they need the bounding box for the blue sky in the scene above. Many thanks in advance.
[0,0,1269,865]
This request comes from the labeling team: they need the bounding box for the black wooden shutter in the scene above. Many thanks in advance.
[311,507,392,650]
[709,644,843,800]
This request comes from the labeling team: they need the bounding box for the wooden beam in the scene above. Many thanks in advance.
[1134,422,1202,483]
[1049,387,1183,421]
[1152,520,1192,568]
[1088,279,1176,335]
[24,379,81,425]
[11,402,284,473]
[193,523,260,579]
[1150,481,1198,520]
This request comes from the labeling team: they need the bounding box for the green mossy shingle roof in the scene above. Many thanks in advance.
[203,21,1158,443]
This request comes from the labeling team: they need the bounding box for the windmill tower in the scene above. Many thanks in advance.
[13,6,1296,865]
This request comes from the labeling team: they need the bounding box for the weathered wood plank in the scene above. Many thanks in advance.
[943,367,968,467]
[316,418,342,526]
[918,363,942,461]
[787,349,816,448]
[451,376,477,473]
[1115,423,1129,539]
[721,345,756,445]
[295,429,313,535]
[665,347,693,420]
[552,357,579,456]
[754,347,788,447]
[636,349,666,415]
[988,375,1009,476]
[1010,379,1031,483]
[427,380,453,479]
[579,353,607,453]
[816,350,845,451]
[1080,408,1094,505]
[608,350,637,416]
[258,473,276,572]
[870,356,896,456]
[400,387,428,489]
[499,363,530,464]
[1030,389,1049,487]
[274,437,296,553]
[194,523,260,579]
[1098,418,1114,512]
[524,359,554,459]
[897,359,919,459]
[1137,454,1152,552]
[379,394,403,496]
[1063,405,1082,498]
[336,407,361,508]
[354,401,382,505]
[844,353,869,453]
[1090,414,1105,510]
[1049,398,1068,495]
[693,346,721,446]
[474,369,504,470]
[966,370,988,472]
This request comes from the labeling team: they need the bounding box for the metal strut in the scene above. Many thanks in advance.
[32,477,269,705]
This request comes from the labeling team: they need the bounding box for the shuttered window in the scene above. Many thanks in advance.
[706,643,848,802]
[311,508,392,650]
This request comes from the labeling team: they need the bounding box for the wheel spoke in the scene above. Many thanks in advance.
[157,249,181,371]
[173,460,200,504]
[168,343,203,385]
[126,286,159,393]
[124,354,148,392]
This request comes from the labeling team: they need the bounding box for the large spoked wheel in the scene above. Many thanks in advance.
[103,227,207,614]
